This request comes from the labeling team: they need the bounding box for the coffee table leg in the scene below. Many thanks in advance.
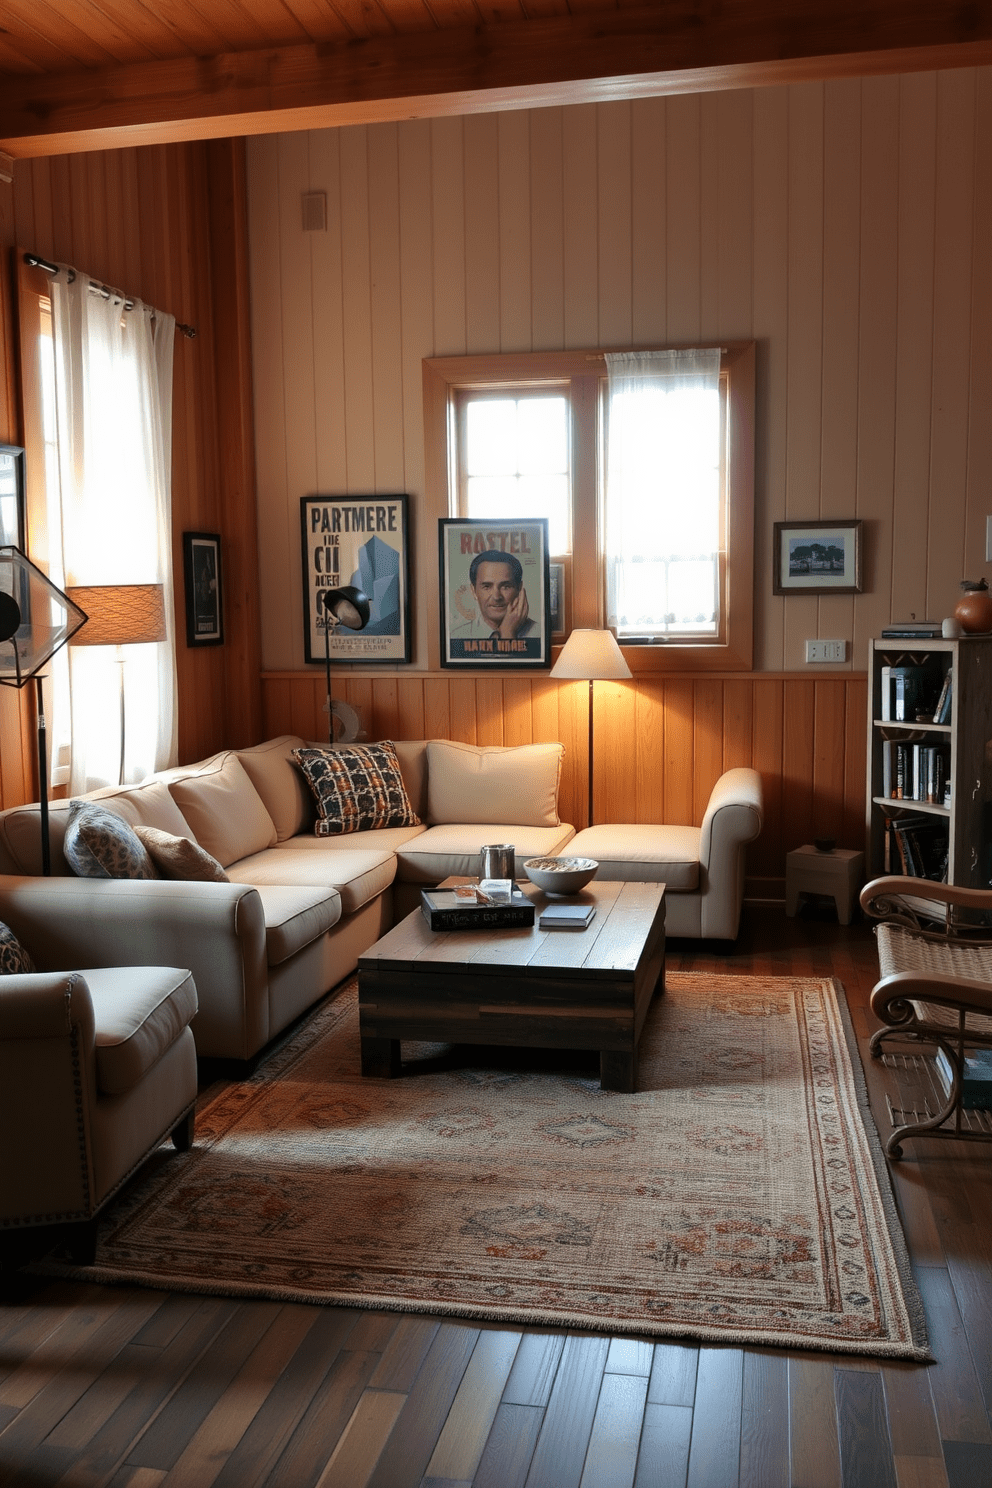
[600,1050,636,1093]
[361,1035,401,1078]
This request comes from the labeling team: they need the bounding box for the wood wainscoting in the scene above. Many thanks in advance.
[262,669,868,900]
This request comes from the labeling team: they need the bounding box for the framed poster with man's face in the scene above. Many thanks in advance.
[439,518,551,668]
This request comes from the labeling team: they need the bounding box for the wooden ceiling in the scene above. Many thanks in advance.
[1,0,991,158]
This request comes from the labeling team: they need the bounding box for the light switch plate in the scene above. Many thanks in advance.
[806,639,847,663]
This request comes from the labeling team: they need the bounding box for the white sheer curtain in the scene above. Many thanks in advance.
[45,269,177,792]
[604,348,722,638]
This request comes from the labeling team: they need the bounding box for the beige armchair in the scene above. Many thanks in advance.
[0,957,198,1265]
[860,874,992,1159]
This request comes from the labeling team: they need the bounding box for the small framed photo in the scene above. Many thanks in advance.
[549,560,568,639]
[301,494,411,664]
[772,519,863,595]
[0,444,26,549]
[439,517,551,668]
[183,532,223,646]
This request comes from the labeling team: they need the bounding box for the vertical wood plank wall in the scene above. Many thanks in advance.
[246,67,988,889]
[0,139,261,808]
[262,670,867,894]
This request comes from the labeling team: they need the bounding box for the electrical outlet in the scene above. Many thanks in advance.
[806,639,847,663]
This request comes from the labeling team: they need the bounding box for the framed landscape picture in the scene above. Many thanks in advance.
[301,494,411,665]
[439,517,551,668]
[772,519,863,595]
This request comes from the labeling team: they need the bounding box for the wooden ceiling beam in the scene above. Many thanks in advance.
[2,1,991,157]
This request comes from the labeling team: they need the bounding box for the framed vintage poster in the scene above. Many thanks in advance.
[0,444,26,549]
[439,517,551,668]
[301,494,411,664]
[772,519,863,595]
[183,532,223,646]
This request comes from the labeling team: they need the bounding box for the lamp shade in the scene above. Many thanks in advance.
[66,584,166,646]
[550,628,632,681]
[0,546,88,687]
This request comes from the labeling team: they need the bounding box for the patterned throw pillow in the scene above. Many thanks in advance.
[63,802,157,880]
[0,920,35,974]
[292,742,421,837]
[134,824,230,882]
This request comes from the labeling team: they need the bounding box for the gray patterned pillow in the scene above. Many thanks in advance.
[292,742,421,836]
[0,920,34,974]
[63,802,157,880]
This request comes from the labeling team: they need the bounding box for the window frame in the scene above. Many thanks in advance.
[423,343,754,672]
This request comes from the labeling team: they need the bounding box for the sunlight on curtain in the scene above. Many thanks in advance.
[604,349,721,639]
[43,271,176,792]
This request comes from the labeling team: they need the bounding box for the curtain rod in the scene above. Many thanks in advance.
[23,253,197,340]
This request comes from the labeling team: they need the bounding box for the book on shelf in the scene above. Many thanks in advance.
[883,814,949,881]
[934,666,953,724]
[420,886,535,931]
[880,622,943,638]
[538,902,596,930]
[881,740,950,804]
[878,662,942,722]
[934,1046,992,1111]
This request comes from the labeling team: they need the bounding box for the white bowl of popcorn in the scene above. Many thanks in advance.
[523,856,599,895]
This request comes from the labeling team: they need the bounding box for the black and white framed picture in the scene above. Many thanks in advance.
[439,517,551,668]
[183,531,223,646]
[0,445,26,549]
[300,494,411,665]
[772,519,863,595]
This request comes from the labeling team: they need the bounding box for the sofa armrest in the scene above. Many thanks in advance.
[0,970,98,1225]
[696,768,764,939]
[0,876,269,1061]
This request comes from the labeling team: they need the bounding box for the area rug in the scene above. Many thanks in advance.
[73,972,929,1358]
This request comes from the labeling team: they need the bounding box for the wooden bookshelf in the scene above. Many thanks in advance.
[867,636,992,886]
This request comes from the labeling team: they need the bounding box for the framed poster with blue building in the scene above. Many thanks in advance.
[301,494,411,665]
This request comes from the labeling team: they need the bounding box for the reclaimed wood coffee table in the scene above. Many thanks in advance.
[357,880,665,1092]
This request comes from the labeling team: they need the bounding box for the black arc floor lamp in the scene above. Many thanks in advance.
[550,628,632,827]
[0,547,88,873]
[320,585,371,744]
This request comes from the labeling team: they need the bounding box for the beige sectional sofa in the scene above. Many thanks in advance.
[0,736,575,1062]
[0,736,763,1065]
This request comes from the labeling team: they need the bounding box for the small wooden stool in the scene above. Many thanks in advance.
[785,845,864,925]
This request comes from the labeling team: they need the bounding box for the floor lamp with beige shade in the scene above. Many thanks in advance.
[550,629,632,828]
[66,584,166,786]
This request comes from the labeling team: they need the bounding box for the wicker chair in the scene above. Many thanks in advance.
[860,875,992,1159]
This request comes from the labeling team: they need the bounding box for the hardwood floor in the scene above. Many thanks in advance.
[3,905,991,1488]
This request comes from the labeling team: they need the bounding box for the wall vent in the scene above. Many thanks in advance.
[302,191,327,232]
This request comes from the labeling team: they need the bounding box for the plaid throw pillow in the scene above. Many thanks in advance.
[292,742,421,836]
[0,920,35,974]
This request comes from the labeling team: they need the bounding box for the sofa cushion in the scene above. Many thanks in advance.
[168,754,277,867]
[426,741,564,828]
[86,964,198,1096]
[293,743,421,836]
[88,778,197,838]
[64,803,158,881]
[567,823,701,891]
[134,825,230,883]
[237,735,311,842]
[231,844,398,917]
[0,920,35,974]
[246,884,342,966]
[395,822,576,884]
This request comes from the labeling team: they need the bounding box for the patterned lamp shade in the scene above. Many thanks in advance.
[65,584,166,647]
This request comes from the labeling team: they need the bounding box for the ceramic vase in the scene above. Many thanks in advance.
[954,579,992,634]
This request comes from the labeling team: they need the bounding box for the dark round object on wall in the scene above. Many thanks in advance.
[0,590,21,643]
[814,838,836,854]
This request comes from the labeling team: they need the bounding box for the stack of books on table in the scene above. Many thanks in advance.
[421,885,535,931]
[538,901,596,930]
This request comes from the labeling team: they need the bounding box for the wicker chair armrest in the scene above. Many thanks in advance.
[871,969,992,1032]
[860,875,992,941]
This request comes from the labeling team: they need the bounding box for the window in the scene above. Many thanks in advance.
[424,344,754,671]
